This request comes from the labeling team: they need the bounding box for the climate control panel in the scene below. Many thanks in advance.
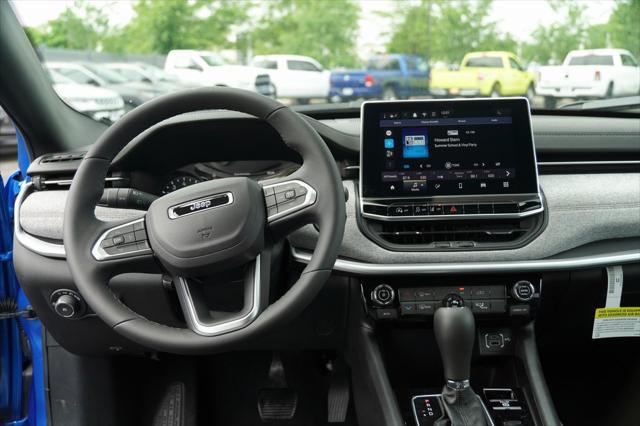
[363,277,540,321]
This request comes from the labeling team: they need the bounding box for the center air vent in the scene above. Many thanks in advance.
[359,215,545,251]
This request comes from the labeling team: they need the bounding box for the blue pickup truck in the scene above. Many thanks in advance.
[329,54,431,102]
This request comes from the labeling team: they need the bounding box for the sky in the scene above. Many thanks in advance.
[11,0,618,58]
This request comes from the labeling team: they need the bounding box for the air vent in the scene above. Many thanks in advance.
[360,215,545,251]
[41,152,85,163]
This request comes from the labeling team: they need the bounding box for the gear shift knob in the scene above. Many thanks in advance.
[434,306,475,386]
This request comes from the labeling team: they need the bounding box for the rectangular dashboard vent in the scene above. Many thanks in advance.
[41,152,85,163]
[368,217,539,248]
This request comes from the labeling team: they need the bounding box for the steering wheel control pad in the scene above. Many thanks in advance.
[146,177,265,276]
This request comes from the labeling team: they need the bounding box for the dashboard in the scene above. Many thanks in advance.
[12,102,640,358]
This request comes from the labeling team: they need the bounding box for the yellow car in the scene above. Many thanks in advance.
[430,51,536,99]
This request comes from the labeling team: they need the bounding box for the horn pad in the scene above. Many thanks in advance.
[146,177,265,276]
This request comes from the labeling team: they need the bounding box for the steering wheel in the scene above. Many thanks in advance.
[63,88,346,354]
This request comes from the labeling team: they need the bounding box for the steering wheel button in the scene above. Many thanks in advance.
[267,206,277,217]
[112,235,125,245]
[284,190,296,199]
[123,233,136,244]
[265,194,276,207]
[263,186,275,197]
[134,230,147,241]
[133,221,145,231]
[136,241,150,250]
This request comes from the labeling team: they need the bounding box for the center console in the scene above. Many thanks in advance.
[353,99,551,426]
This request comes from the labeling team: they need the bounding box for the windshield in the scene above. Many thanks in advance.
[11,0,640,121]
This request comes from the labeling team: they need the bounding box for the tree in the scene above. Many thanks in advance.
[34,0,108,50]
[608,0,640,58]
[520,1,594,64]
[251,0,361,68]
[387,0,517,64]
[104,0,248,54]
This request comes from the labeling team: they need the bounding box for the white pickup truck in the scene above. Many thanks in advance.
[164,50,275,96]
[536,49,640,108]
[250,55,330,104]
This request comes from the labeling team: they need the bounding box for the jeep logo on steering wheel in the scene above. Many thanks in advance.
[168,192,234,219]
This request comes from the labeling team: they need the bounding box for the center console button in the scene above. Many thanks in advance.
[478,204,494,214]
[416,302,436,315]
[398,288,416,302]
[471,300,492,313]
[444,204,463,215]
[470,286,505,299]
[493,203,519,214]
[488,299,507,313]
[400,303,416,315]
[413,204,429,216]
[389,205,411,216]
[375,308,397,319]
[463,204,479,214]
[372,284,395,306]
[415,287,436,301]
[428,204,443,215]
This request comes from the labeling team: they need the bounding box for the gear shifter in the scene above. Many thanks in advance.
[434,306,489,426]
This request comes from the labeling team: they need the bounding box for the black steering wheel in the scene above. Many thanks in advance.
[63,88,346,354]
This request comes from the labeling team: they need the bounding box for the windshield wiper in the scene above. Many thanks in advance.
[559,96,640,112]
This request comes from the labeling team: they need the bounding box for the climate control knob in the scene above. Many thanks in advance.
[371,284,395,306]
[512,280,535,302]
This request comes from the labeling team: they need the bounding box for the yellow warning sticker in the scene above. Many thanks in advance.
[595,307,640,319]
[592,307,640,339]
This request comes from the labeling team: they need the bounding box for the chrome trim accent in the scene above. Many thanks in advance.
[291,247,640,275]
[263,179,317,222]
[539,160,640,167]
[14,182,66,259]
[167,192,233,219]
[174,255,261,337]
[42,176,127,186]
[360,205,544,221]
[91,218,152,261]
[447,379,470,390]
[358,98,544,218]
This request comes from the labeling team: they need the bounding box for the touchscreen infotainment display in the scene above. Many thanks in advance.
[360,98,539,198]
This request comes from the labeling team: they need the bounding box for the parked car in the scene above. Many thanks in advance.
[536,49,640,108]
[329,54,431,102]
[430,51,536,99]
[164,50,275,96]
[251,54,330,104]
[48,70,125,122]
[46,62,165,110]
[102,62,197,92]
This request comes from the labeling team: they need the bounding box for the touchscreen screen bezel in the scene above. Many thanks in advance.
[359,98,540,200]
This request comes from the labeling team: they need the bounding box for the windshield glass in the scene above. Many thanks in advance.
[11,0,640,121]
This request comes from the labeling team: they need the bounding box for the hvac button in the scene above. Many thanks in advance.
[400,303,416,315]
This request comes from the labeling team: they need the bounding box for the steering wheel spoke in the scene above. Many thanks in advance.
[262,171,318,238]
[174,252,270,337]
[91,216,159,277]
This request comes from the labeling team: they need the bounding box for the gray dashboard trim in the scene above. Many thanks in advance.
[291,246,640,275]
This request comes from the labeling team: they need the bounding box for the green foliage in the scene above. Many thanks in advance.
[251,0,361,68]
[608,0,640,58]
[34,0,107,50]
[387,0,518,63]
[104,0,248,54]
[21,0,640,66]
